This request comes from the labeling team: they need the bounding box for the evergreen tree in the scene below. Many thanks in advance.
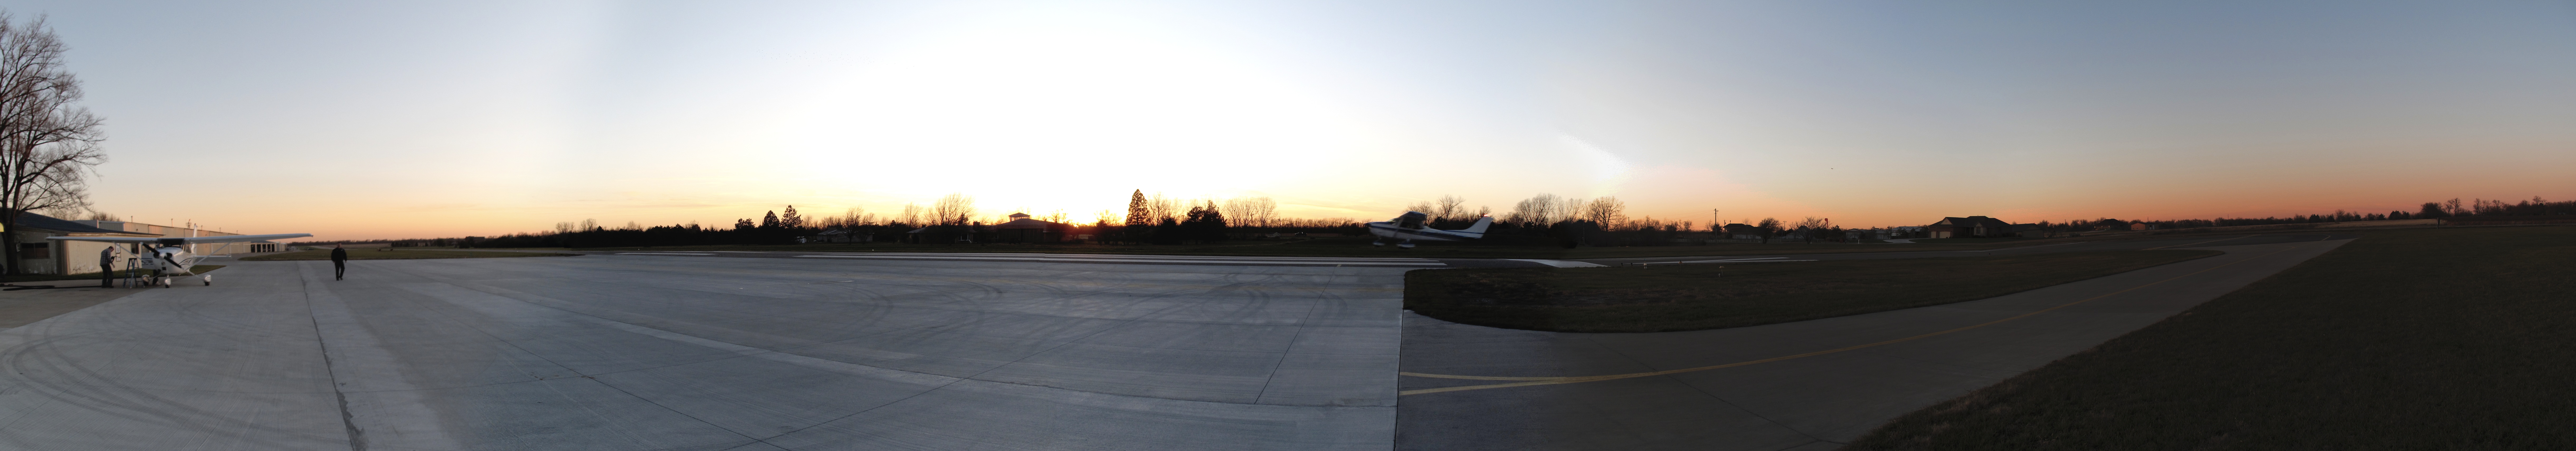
[781,205,803,229]
[761,210,780,228]
[1125,190,1150,226]
[1182,203,1228,243]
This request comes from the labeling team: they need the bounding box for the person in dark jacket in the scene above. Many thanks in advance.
[330,244,349,280]
[99,246,123,288]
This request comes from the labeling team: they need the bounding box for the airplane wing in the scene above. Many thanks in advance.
[43,236,164,243]
[48,233,312,243]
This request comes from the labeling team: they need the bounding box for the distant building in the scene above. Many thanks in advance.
[1721,223,1771,240]
[1922,216,2036,239]
[991,213,1074,244]
[10,211,158,275]
[1892,226,1925,238]
[815,227,876,243]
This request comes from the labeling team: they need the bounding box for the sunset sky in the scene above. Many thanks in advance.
[7,1,2572,240]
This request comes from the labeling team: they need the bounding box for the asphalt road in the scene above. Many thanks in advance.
[0,233,2353,450]
[1396,237,2354,450]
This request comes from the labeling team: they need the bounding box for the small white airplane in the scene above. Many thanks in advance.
[1365,211,1492,248]
[47,233,312,287]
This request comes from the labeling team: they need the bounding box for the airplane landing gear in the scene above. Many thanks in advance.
[1397,240,1416,249]
[202,275,213,286]
[1371,241,1385,247]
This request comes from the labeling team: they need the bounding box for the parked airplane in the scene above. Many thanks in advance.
[48,233,312,287]
[1365,212,1492,248]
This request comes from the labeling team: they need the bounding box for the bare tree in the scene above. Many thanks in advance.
[1581,196,1626,229]
[1507,193,1566,224]
[1221,196,1276,228]
[1433,195,1465,222]
[1405,200,1436,214]
[1145,192,1179,223]
[840,207,877,227]
[0,13,104,274]
[1792,217,1834,243]
[929,193,975,226]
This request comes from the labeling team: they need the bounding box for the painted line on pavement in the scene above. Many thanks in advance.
[618,252,720,256]
[1503,259,1607,268]
[794,255,1446,266]
[1395,245,2302,396]
[2145,234,2258,250]
[803,252,1437,262]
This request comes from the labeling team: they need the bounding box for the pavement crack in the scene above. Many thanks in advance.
[300,262,368,451]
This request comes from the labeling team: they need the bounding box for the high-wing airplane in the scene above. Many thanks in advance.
[1365,211,1492,248]
[48,233,312,286]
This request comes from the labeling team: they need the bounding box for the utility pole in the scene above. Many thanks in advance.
[1710,209,1720,232]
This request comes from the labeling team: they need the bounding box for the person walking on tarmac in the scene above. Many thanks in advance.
[330,244,349,280]
[99,246,123,288]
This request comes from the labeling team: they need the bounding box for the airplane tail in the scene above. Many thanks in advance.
[1459,216,1494,234]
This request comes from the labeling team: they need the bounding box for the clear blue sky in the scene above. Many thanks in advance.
[7,1,2571,239]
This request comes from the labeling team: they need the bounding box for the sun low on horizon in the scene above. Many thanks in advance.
[6,0,2569,241]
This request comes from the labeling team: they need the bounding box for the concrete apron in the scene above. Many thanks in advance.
[1396,238,2351,451]
[0,255,1409,450]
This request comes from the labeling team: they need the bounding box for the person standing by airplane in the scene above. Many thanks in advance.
[331,244,349,280]
[99,246,122,288]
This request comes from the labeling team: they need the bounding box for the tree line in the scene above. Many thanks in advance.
[2036,196,2575,233]
[368,193,2576,250]
[430,190,1363,248]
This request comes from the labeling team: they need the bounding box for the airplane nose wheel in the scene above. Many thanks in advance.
[203,275,213,286]
[1397,239,1416,249]
[1370,241,1385,247]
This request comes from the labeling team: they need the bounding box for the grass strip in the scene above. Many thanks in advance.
[245,249,579,261]
[1405,250,2218,333]
[1842,226,2575,450]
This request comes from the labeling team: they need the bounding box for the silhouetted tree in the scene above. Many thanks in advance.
[1123,190,1151,244]
[1125,190,1149,227]
[0,14,104,274]
[780,205,802,229]
[1183,202,1227,243]
[1151,217,1183,244]
[2419,202,2447,218]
